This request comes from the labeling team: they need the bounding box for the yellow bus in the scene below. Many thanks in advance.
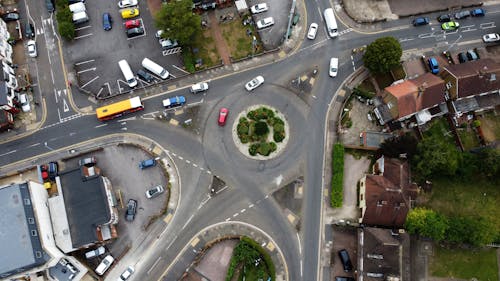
[96,96,144,121]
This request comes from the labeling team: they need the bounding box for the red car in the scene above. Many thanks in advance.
[218,108,228,126]
[124,19,141,29]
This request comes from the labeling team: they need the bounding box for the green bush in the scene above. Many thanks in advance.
[257,142,272,156]
[55,0,68,9]
[269,142,277,152]
[353,86,375,99]
[254,121,269,136]
[249,143,259,156]
[182,51,195,73]
[240,237,276,281]
[331,143,344,207]
[58,21,75,41]
[237,123,249,135]
[56,7,72,22]
[247,107,274,121]
[240,134,249,144]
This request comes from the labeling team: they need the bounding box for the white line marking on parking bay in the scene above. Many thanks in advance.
[75,59,95,66]
[75,33,93,40]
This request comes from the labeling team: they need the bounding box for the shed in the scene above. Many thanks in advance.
[235,0,248,14]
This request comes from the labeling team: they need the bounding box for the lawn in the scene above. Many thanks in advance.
[457,128,480,150]
[220,18,261,60]
[478,113,500,143]
[423,118,454,141]
[188,29,220,70]
[430,246,498,281]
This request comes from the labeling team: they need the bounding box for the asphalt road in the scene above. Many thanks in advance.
[1,1,499,281]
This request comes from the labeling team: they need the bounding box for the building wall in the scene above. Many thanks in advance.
[381,90,399,119]
[359,176,367,223]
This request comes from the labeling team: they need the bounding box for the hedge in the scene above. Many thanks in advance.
[331,143,344,207]
[241,237,276,281]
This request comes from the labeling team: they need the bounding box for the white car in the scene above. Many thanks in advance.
[85,246,105,259]
[27,40,37,58]
[19,94,31,112]
[329,57,338,77]
[250,3,268,14]
[118,0,138,8]
[155,29,163,39]
[256,17,274,29]
[307,23,318,40]
[118,266,135,280]
[482,33,500,43]
[95,255,114,276]
[245,75,264,91]
[190,82,209,94]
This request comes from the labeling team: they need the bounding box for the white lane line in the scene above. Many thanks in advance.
[178,156,183,160]
[0,150,17,157]
[192,163,198,167]
[233,213,239,217]
[77,67,96,74]
[75,59,95,65]
[185,160,190,164]
[240,209,246,213]
[181,214,195,230]
[297,232,302,255]
[28,143,40,148]
[74,33,93,40]
[206,170,212,174]
[171,64,190,74]
[95,124,107,128]
[81,76,99,88]
[248,204,254,208]
[147,256,162,275]
[225,218,231,222]
[54,88,58,103]
[75,25,92,31]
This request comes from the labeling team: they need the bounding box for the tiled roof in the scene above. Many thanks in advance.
[444,59,500,99]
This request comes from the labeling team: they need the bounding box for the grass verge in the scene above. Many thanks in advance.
[331,143,344,207]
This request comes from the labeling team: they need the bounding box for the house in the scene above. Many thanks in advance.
[0,108,13,131]
[441,59,500,122]
[374,73,448,126]
[357,227,410,281]
[359,156,418,228]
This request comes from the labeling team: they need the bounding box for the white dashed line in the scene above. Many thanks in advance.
[207,170,212,174]
[178,156,183,160]
[249,204,254,208]
[233,213,239,217]
[185,160,190,164]
[226,218,231,222]
[193,163,198,167]
[240,209,246,213]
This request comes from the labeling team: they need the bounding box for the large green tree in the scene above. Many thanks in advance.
[363,36,402,74]
[447,216,497,246]
[379,133,418,159]
[155,0,201,46]
[405,208,448,241]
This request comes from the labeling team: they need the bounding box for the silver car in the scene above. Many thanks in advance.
[256,17,274,29]
[145,185,164,199]
[190,82,209,94]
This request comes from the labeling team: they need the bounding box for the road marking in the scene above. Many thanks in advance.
[75,59,95,65]
[233,213,239,217]
[178,156,183,160]
[63,98,69,112]
[240,209,246,213]
[479,22,496,29]
[81,76,99,88]
[182,214,194,230]
[185,160,190,164]
[95,124,107,128]
[206,170,212,174]
[77,67,96,74]
[297,232,302,255]
[27,143,40,148]
[248,204,254,208]
[192,163,197,167]
[172,64,189,74]
[147,256,162,275]
[75,25,92,31]
[225,218,231,222]
[74,33,93,40]
[0,150,17,157]
[54,88,58,103]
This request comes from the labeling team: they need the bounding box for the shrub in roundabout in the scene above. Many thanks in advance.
[236,106,286,157]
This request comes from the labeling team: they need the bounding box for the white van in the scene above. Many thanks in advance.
[118,60,138,87]
[141,58,169,80]
[323,8,338,38]
[72,11,89,24]
[69,2,86,13]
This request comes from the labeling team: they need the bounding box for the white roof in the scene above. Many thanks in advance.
[235,0,248,12]
[129,96,142,108]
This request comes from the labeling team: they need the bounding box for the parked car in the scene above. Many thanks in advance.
[125,199,137,221]
[338,249,353,272]
[145,185,164,199]
[335,277,355,281]
[95,255,114,275]
[137,69,154,83]
[162,95,186,108]
[292,13,300,26]
[139,158,156,169]
[160,38,179,50]
[119,266,135,280]
[46,0,55,12]
[458,52,468,63]
[437,14,451,22]
[256,17,274,29]
[441,21,459,31]
[2,12,20,22]
[84,246,105,259]
[250,3,268,14]
[482,33,500,43]
[218,107,229,126]
[466,49,479,61]
[48,162,58,179]
[118,0,138,8]
[124,19,141,29]
[470,8,485,16]
[155,29,164,39]
[329,57,338,77]
[102,13,112,31]
[427,57,439,74]
[190,82,209,94]
[412,17,429,26]
[27,40,37,58]
[307,23,318,40]
[245,75,264,91]
[454,10,470,19]
[25,22,34,38]
[79,157,96,167]
[19,94,31,112]
[126,27,144,38]
[121,8,139,19]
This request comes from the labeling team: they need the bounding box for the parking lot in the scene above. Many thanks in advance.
[247,0,292,49]
[331,226,358,279]
[63,0,187,98]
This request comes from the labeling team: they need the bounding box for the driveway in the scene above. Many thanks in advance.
[63,0,184,98]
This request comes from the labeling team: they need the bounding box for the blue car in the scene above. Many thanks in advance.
[162,96,186,108]
[139,158,156,169]
[103,13,112,31]
[471,8,485,16]
[412,17,429,26]
[428,57,439,74]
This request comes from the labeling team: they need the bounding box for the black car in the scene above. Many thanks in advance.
[437,14,451,22]
[454,10,471,19]
[458,52,468,63]
[125,199,137,221]
[126,27,144,38]
[338,249,353,272]
[137,69,154,83]
[25,22,34,38]
[46,0,55,12]
[2,12,20,22]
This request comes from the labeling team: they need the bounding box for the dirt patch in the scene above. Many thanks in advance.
[194,239,238,281]
[218,13,260,60]
[331,226,358,278]
[477,112,500,143]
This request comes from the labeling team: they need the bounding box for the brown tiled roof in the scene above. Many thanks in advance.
[443,58,500,99]
[384,73,446,118]
[362,158,418,228]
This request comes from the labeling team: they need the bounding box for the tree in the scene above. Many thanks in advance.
[412,134,462,181]
[254,121,269,136]
[405,208,448,241]
[155,0,201,46]
[474,148,500,181]
[363,36,402,74]
[447,216,497,246]
[58,21,75,41]
[379,133,418,159]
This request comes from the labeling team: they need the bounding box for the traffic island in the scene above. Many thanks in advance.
[232,105,289,160]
